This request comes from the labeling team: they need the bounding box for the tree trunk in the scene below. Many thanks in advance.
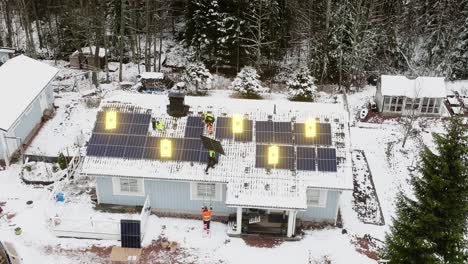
[3,0,13,47]
[118,0,125,82]
[144,0,152,72]
[32,0,43,49]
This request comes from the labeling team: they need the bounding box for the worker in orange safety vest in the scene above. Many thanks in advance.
[201,206,213,232]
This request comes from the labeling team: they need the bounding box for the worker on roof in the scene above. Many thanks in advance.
[205,150,218,174]
[152,118,165,131]
[201,206,213,234]
[202,112,215,135]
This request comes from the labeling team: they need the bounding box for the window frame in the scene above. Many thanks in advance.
[306,189,328,208]
[190,182,222,202]
[112,177,145,196]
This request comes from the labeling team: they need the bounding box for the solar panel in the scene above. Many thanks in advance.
[132,113,151,124]
[200,136,225,155]
[142,147,158,160]
[317,147,337,172]
[215,117,253,142]
[106,145,126,158]
[255,144,294,170]
[127,135,147,147]
[120,219,141,248]
[255,121,293,144]
[123,147,144,159]
[87,144,107,156]
[108,134,128,146]
[185,116,204,138]
[297,147,316,171]
[186,116,204,127]
[129,124,149,135]
[88,133,109,145]
[294,123,332,146]
[185,127,204,138]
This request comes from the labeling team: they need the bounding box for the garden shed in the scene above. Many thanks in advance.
[69,46,108,70]
[0,55,59,166]
[375,75,447,116]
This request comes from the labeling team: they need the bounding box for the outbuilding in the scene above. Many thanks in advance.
[69,46,108,70]
[375,75,447,116]
[0,55,59,166]
[0,47,15,65]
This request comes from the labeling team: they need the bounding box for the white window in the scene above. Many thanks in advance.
[306,189,327,208]
[420,98,440,114]
[112,177,145,196]
[190,182,222,201]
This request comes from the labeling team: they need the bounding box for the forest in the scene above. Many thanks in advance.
[0,0,467,89]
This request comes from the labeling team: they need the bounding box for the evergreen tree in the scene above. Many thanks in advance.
[185,0,237,66]
[287,68,317,101]
[230,66,265,98]
[182,61,213,94]
[384,118,468,264]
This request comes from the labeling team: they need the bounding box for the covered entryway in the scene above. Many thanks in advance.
[227,207,299,238]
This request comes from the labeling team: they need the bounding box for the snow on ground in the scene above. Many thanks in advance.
[3,63,453,264]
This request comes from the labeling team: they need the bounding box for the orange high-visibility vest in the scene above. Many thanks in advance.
[202,210,212,221]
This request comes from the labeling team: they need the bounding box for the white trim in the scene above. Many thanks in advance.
[112,177,145,196]
[306,189,328,208]
[190,182,222,202]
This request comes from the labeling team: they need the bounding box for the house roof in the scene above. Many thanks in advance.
[72,46,107,58]
[139,72,164,80]
[380,75,446,98]
[81,94,352,210]
[0,55,59,131]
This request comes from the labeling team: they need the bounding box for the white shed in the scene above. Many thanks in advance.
[375,75,447,116]
[0,55,59,166]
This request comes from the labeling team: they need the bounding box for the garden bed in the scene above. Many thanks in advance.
[20,162,67,185]
[351,150,385,225]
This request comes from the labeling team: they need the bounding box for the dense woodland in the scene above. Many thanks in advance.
[0,0,467,88]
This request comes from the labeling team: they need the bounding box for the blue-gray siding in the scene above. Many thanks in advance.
[297,190,340,222]
[97,176,341,221]
[96,176,236,215]
[0,84,54,160]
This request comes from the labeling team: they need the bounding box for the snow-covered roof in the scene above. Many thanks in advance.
[72,46,107,58]
[139,72,164,80]
[0,47,15,54]
[380,75,446,98]
[81,94,352,209]
[0,55,59,131]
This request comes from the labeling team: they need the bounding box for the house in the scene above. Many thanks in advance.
[0,55,59,166]
[137,72,171,92]
[69,46,107,70]
[375,75,447,116]
[81,95,352,238]
[0,47,15,65]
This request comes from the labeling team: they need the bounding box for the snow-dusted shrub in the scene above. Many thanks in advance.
[230,66,265,99]
[287,68,317,102]
[182,61,213,95]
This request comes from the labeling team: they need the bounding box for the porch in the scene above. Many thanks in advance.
[227,207,300,239]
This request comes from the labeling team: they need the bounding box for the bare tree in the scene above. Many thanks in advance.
[402,82,423,148]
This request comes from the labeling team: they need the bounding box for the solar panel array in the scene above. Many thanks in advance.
[256,121,293,144]
[88,109,339,173]
[93,112,151,135]
[255,144,295,170]
[294,122,332,146]
[215,117,253,142]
